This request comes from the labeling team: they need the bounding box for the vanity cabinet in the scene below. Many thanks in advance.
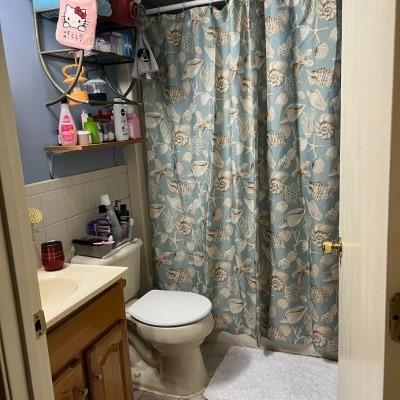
[48,280,133,400]
[53,359,87,400]
[87,322,131,399]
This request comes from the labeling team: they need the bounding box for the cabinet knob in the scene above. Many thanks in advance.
[79,388,89,398]
[93,373,103,381]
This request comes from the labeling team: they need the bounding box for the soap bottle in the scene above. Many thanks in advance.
[119,204,130,239]
[113,99,129,142]
[59,99,77,145]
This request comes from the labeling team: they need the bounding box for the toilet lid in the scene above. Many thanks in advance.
[126,290,212,327]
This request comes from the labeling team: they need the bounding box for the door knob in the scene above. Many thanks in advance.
[79,388,89,398]
[322,238,342,256]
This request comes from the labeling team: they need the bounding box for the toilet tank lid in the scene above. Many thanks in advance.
[126,290,212,327]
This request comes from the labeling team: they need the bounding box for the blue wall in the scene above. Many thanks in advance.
[0,0,124,184]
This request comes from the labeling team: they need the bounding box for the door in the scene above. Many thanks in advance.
[339,1,400,399]
[86,323,132,400]
[0,29,54,399]
[53,360,88,400]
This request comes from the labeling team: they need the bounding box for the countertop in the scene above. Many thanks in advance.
[37,263,127,329]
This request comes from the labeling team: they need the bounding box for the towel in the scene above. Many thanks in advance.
[132,30,159,80]
[56,0,97,50]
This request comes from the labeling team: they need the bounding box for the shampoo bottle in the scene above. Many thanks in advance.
[100,194,123,244]
[59,99,77,145]
[127,106,141,139]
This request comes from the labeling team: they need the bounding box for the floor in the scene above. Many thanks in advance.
[134,341,231,400]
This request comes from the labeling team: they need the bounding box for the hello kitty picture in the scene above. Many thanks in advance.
[56,0,97,50]
[62,5,88,32]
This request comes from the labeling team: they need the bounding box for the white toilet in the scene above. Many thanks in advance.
[71,240,213,397]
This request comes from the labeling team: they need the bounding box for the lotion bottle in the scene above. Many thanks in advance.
[59,99,77,145]
[113,99,129,141]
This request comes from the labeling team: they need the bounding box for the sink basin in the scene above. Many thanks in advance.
[38,275,79,308]
[37,264,127,328]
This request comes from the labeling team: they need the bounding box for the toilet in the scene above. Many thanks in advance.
[71,240,213,397]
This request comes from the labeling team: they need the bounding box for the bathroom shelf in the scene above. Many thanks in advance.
[45,139,145,153]
[33,7,139,106]
[41,49,135,66]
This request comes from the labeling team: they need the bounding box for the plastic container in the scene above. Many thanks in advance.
[113,99,129,141]
[59,99,78,145]
[78,130,91,145]
[72,237,113,258]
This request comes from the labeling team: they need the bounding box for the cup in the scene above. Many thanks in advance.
[41,240,65,271]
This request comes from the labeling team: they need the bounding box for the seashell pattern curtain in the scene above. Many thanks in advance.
[143,0,340,359]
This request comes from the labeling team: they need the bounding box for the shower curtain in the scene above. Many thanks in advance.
[143,0,340,359]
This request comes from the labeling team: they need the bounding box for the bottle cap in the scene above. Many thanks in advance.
[100,194,111,206]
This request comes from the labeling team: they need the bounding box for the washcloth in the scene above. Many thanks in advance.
[132,30,159,80]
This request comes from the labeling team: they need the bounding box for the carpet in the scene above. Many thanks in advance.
[203,346,337,400]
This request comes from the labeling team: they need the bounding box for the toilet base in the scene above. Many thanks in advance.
[128,314,214,397]
[131,344,209,397]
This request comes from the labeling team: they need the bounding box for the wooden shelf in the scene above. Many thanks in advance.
[45,139,145,153]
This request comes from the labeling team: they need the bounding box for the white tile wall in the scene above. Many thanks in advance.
[26,166,131,262]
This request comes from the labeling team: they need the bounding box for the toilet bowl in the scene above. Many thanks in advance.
[127,290,213,396]
[71,240,213,397]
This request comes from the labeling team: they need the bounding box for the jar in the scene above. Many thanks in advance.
[85,79,108,102]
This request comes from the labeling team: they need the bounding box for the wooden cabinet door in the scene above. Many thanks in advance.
[86,322,132,400]
[53,360,88,400]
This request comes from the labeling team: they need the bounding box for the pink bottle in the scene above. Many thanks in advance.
[127,106,141,140]
[59,99,77,145]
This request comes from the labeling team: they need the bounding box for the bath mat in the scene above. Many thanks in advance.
[203,346,337,400]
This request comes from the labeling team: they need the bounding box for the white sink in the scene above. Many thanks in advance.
[37,264,127,328]
[38,275,79,309]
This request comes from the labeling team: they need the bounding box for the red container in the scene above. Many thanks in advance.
[97,0,137,28]
[41,241,65,271]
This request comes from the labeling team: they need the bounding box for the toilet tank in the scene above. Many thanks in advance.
[71,239,143,302]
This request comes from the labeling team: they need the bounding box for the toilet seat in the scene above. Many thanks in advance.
[126,290,212,327]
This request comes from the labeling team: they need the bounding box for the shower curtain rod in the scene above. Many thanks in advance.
[146,0,226,15]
